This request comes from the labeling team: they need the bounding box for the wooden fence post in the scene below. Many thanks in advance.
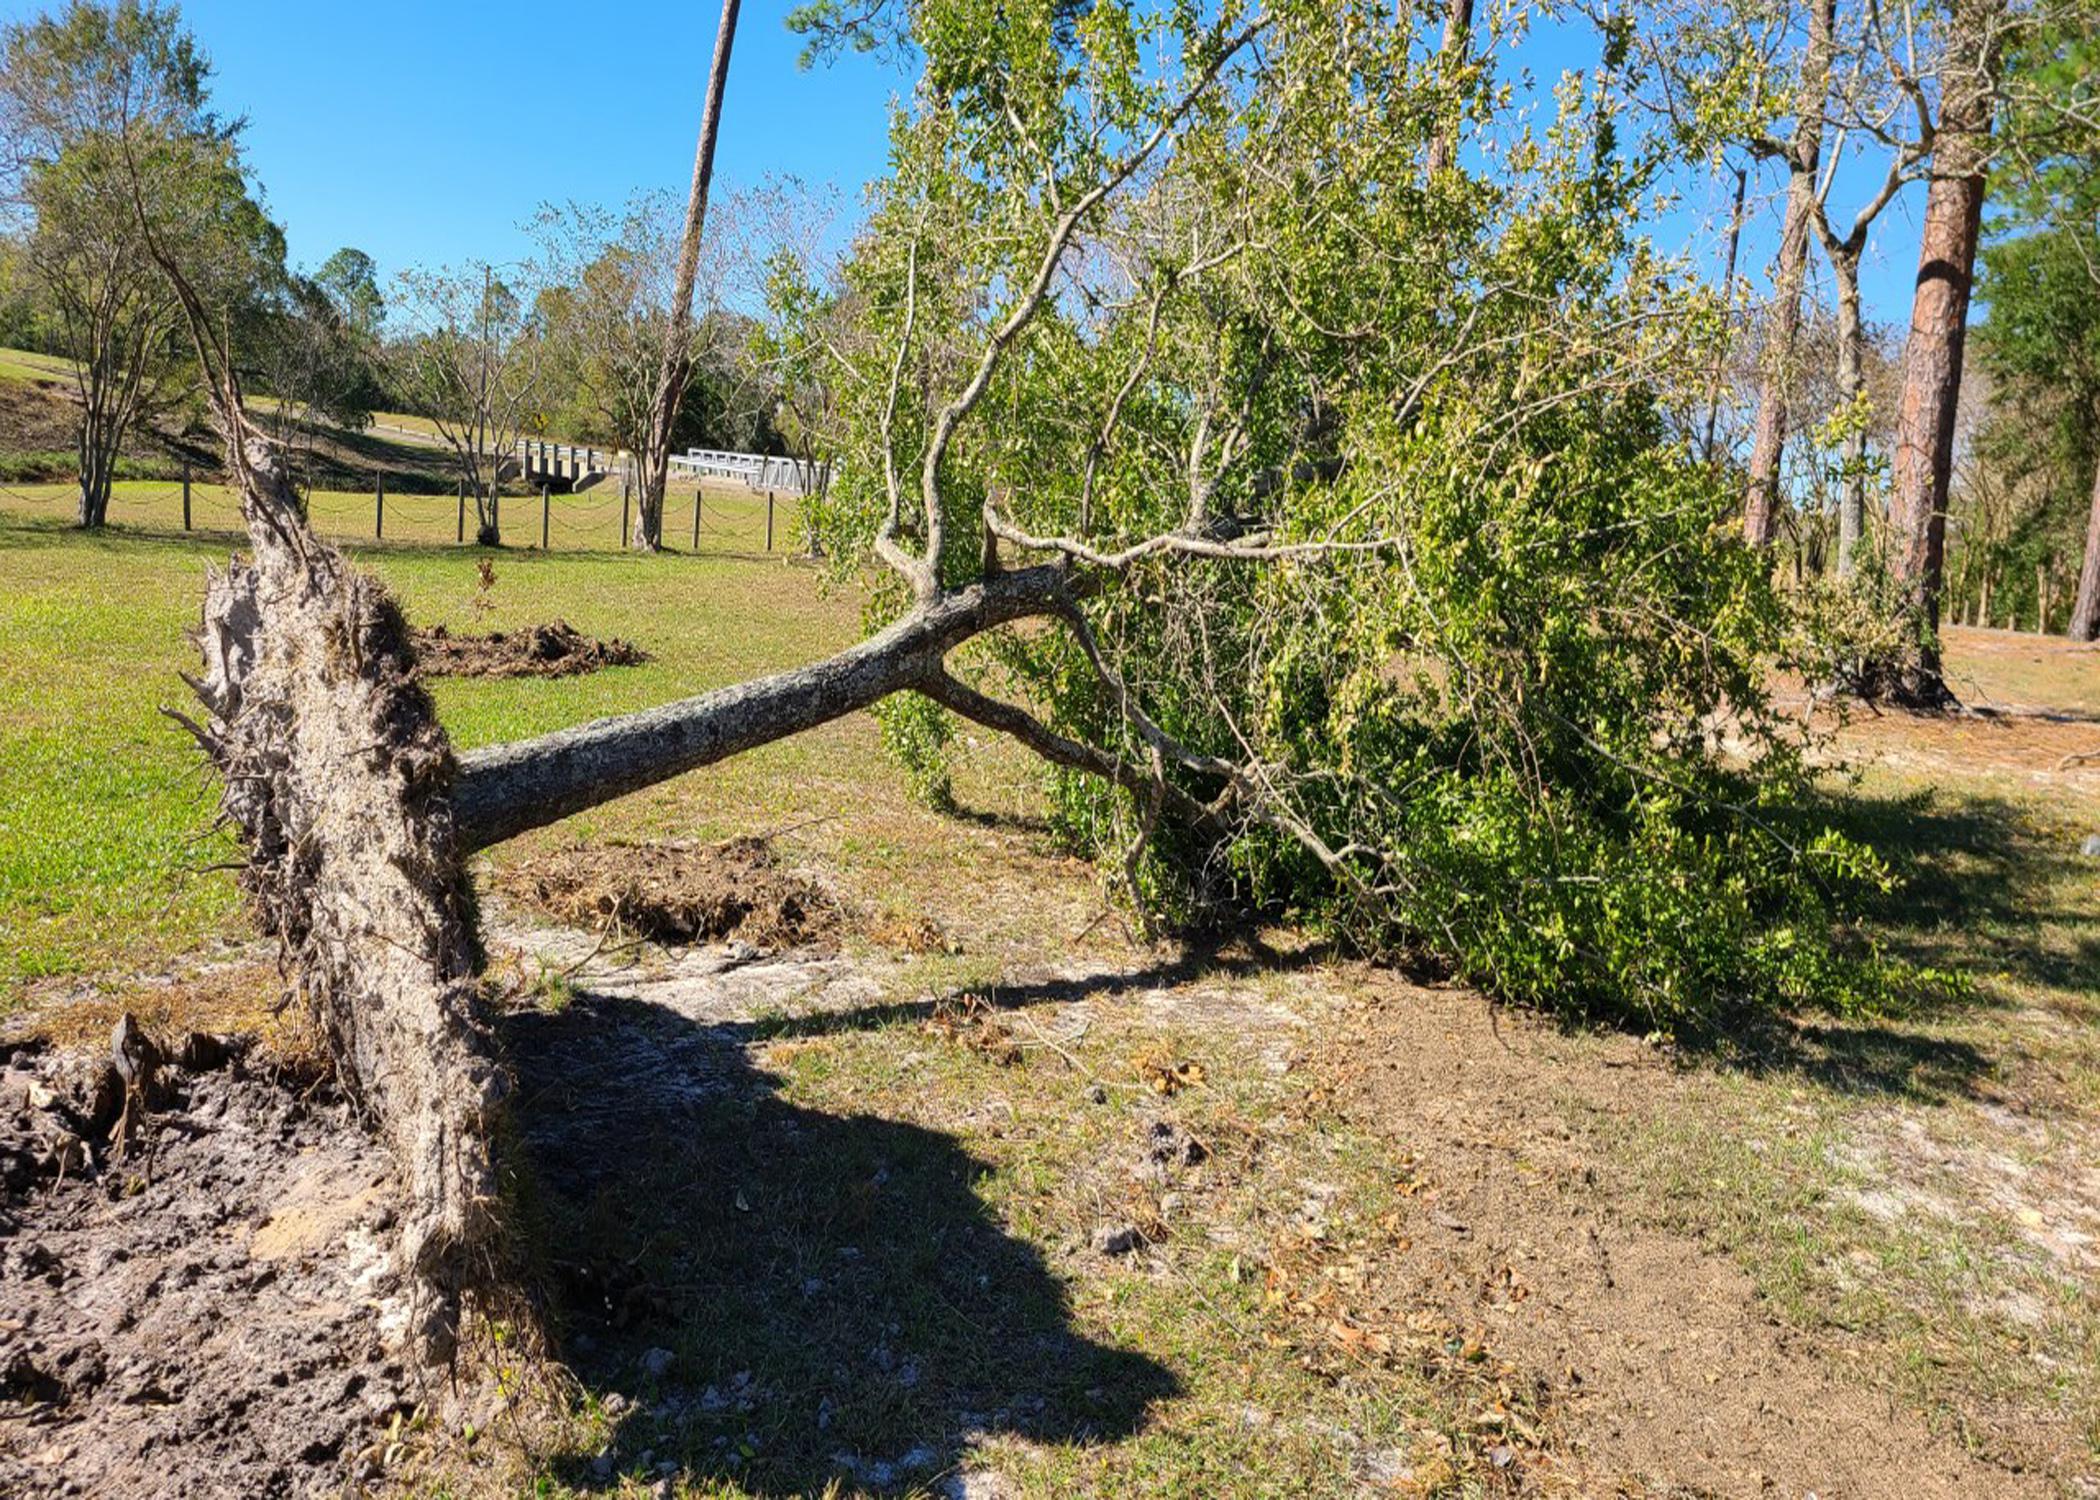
[766,490,774,552]
[693,488,701,550]
[619,474,631,550]
[542,485,550,550]
[181,460,191,531]
[376,473,384,539]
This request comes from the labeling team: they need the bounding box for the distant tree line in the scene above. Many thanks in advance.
[0,2,819,541]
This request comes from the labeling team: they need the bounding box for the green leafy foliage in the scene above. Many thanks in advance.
[802,0,1928,1034]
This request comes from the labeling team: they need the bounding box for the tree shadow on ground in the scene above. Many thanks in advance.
[1808,784,2096,995]
[1670,784,2098,1104]
[501,986,1180,1496]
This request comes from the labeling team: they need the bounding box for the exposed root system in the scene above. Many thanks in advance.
[413,621,648,679]
[179,436,502,1364]
[498,837,843,951]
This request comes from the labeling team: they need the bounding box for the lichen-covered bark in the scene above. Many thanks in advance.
[183,436,501,1361]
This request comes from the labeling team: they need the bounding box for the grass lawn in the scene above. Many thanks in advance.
[0,476,805,555]
[0,511,851,1000]
[0,345,73,386]
[2,504,2096,1496]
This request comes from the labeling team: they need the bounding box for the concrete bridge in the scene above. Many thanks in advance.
[515,439,613,492]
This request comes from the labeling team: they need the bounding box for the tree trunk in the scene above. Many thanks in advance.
[475,475,500,547]
[1833,246,1868,575]
[1744,0,1833,547]
[1704,165,1749,461]
[77,400,114,529]
[452,565,1075,850]
[1423,0,1475,178]
[2072,451,2100,641]
[639,0,742,553]
[1884,0,2001,706]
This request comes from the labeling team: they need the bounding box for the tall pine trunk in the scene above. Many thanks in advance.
[1885,0,2002,703]
[1744,0,1833,546]
[639,0,742,552]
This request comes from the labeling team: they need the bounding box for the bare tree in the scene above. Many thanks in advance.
[389,263,541,545]
[22,157,185,526]
[530,190,748,504]
[745,179,847,512]
[1799,0,1934,573]
[636,0,743,551]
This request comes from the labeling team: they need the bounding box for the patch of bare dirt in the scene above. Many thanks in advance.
[0,1027,428,1499]
[412,621,648,679]
[1807,699,2100,796]
[1323,979,2059,1498]
[496,837,844,951]
[0,378,77,458]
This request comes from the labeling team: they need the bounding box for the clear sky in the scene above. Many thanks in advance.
[15,0,910,277]
[0,0,1931,327]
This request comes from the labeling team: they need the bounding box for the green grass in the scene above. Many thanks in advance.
[0,512,856,1002]
[0,451,193,485]
[0,345,73,385]
[0,478,805,556]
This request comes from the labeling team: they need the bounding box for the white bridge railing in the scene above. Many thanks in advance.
[513,439,816,496]
[669,448,815,495]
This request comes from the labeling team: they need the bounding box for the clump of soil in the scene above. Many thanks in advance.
[0,1023,426,1498]
[413,620,648,679]
[499,837,843,950]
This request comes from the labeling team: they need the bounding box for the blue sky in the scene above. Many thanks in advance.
[55,0,907,275]
[0,0,1932,327]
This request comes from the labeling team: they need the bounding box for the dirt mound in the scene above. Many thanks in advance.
[0,1027,426,1499]
[498,837,843,950]
[413,620,647,679]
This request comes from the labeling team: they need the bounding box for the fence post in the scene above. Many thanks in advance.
[693,488,701,550]
[542,485,550,550]
[456,480,465,543]
[375,473,384,539]
[766,490,774,552]
[620,474,631,550]
[181,460,191,531]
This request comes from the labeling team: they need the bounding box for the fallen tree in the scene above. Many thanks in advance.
[141,0,1936,1360]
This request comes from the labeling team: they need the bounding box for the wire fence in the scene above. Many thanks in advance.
[0,473,811,557]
